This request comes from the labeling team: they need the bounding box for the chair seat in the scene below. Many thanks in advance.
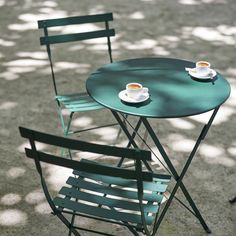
[56,92,104,112]
[53,161,170,227]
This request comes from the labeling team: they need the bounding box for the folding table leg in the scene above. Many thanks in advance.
[141,107,220,234]
[111,111,152,171]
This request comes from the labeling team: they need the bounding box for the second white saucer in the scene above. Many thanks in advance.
[188,69,217,79]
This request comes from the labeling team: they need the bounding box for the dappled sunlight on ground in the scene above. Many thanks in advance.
[182,25,236,45]
[46,165,73,191]
[191,26,236,45]
[4,59,48,67]
[1,193,21,206]
[0,38,15,46]
[152,46,171,56]
[61,24,101,34]
[179,0,227,5]
[34,201,51,214]
[188,108,234,125]
[121,39,157,50]
[0,209,27,226]
[0,0,5,7]
[17,141,48,153]
[54,62,90,74]
[149,146,174,170]
[129,11,145,20]
[76,150,104,160]
[25,189,45,205]
[89,126,119,141]
[6,167,26,179]
[9,10,68,31]
[25,189,51,213]
[72,116,93,127]
[166,118,195,130]
[228,146,236,155]
[199,144,235,167]
[0,71,19,80]
[0,101,17,110]
[1,0,235,235]
[16,51,48,59]
[172,138,196,153]
[1,58,48,80]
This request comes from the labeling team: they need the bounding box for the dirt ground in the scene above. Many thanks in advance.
[0,0,235,235]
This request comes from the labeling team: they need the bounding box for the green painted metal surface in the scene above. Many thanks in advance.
[38,12,117,139]
[86,58,231,118]
[73,170,168,192]
[40,29,115,45]
[19,126,171,235]
[38,12,113,28]
[56,93,103,112]
[59,186,159,213]
[53,196,154,225]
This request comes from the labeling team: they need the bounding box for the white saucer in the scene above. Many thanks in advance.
[118,90,149,103]
[188,69,217,79]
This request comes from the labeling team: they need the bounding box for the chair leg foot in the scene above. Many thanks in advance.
[205,228,212,234]
[229,196,236,204]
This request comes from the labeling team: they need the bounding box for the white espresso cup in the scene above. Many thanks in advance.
[126,82,148,100]
[196,61,211,76]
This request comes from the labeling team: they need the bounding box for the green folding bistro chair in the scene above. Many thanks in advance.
[19,126,171,236]
[37,13,120,140]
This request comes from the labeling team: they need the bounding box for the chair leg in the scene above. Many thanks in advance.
[68,212,76,236]
[59,112,74,158]
[64,112,74,136]
[111,113,128,146]
[229,196,236,204]
[56,213,81,236]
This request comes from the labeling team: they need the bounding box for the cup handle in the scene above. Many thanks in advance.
[142,87,149,93]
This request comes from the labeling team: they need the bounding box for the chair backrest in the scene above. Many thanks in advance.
[19,126,153,181]
[38,13,115,95]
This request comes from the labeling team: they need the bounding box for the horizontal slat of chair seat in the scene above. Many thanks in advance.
[65,103,102,112]
[59,186,159,213]
[56,93,95,102]
[38,13,113,28]
[153,174,172,183]
[56,94,103,112]
[66,176,163,202]
[40,29,115,45]
[73,170,169,193]
[53,197,154,225]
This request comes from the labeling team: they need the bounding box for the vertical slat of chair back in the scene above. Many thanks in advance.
[21,128,59,213]
[42,26,58,95]
[105,20,113,63]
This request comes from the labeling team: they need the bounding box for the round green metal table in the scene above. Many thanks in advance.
[86,57,230,118]
[86,57,231,234]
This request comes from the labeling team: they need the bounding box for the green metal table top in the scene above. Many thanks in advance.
[86,58,231,118]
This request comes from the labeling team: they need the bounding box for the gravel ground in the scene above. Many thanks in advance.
[0,0,235,235]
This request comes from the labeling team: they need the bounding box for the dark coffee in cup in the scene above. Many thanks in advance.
[127,83,142,90]
[197,62,209,67]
